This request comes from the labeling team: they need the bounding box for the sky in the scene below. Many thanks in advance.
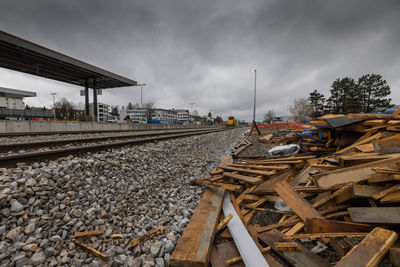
[1,0,400,121]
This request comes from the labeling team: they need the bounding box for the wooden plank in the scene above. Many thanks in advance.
[330,238,353,257]
[313,157,400,189]
[209,242,245,267]
[222,172,265,185]
[258,229,332,267]
[228,163,291,170]
[283,232,369,240]
[220,166,276,176]
[312,183,352,208]
[373,184,400,200]
[352,184,389,198]
[381,191,400,203]
[338,154,391,168]
[389,247,400,267]
[335,227,397,267]
[275,242,301,251]
[216,213,233,233]
[283,222,304,236]
[305,218,372,233]
[348,113,400,120]
[170,187,225,267]
[274,180,324,222]
[194,179,241,192]
[74,230,105,238]
[349,207,400,224]
[335,132,382,154]
[128,226,164,249]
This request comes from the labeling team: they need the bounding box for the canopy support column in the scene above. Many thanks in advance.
[84,79,90,122]
[92,79,98,122]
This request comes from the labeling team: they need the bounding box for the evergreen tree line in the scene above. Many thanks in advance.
[308,74,392,119]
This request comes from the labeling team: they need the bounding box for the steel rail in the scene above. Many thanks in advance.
[0,128,220,153]
[0,128,227,168]
[0,126,216,137]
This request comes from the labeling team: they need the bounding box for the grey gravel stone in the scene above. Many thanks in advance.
[30,251,46,265]
[10,199,24,212]
[0,128,246,265]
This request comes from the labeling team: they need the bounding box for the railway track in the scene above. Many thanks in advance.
[0,128,220,153]
[0,127,227,167]
[0,126,211,137]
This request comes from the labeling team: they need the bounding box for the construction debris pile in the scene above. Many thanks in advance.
[170,112,400,267]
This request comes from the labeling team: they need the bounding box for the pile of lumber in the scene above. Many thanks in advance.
[260,112,400,155]
[171,111,400,267]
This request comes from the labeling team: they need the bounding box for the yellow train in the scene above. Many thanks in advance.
[227,116,237,127]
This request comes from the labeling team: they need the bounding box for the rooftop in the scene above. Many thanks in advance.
[0,87,36,97]
[0,30,137,89]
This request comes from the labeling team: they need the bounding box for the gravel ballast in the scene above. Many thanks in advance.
[0,127,246,266]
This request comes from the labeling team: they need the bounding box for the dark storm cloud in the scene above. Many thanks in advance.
[1,0,400,120]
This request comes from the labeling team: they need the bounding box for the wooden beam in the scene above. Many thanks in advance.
[305,218,372,233]
[381,191,400,203]
[389,247,400,267]
[220,166,276,176]
[313,157,400,189]
[258,229,332,267]
[335,227,397,267]
[349,207,400,224]
[348,113,400,120]
[283,232,369,240]
[222,172,265,185]
[170,187,225,267]
[274,180,324,222]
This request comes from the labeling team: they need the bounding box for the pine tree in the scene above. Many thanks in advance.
[127,102,134,110]
[308,90,325,119]
[326,77,361,114]
[358,74,392,113]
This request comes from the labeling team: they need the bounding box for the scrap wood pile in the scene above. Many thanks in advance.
[170,111,400,267]
[259,111,400,155]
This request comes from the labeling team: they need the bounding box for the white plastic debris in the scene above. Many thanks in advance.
[274,197,293,212]
[268,144,300,157]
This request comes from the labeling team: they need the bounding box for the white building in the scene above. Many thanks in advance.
[120,108,148,122]
[176,109,189,123]
[90,102,110,122]
[0,87,36,109]
[153,109,177,122]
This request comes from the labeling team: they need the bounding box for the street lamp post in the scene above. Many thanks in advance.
[136,83,146,107]
[51,93,57,121]
[253,69,257,122]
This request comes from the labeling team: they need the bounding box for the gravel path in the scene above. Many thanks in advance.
[0,127,246,266]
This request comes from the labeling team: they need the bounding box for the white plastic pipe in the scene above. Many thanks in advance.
[223,193,269,267]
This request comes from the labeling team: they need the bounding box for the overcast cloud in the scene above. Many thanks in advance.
[1,0,400,121]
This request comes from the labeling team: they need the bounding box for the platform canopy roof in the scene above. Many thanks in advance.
[0,30,137,89]
[0,87,37,98]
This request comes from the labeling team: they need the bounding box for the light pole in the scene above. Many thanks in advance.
[188,102,195,114]
[51,93,57,121]
[136,83,146,107]
[253,69,257,122]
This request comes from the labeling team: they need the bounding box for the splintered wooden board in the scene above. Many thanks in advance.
[335,227,397,267]
[313,157,400,189]
[209,242,244,267]
[222,172,264,185]
[170,187,225,267]
[374,134,400,154]
[352,184,389,198]
[348,207,400,224]
[258,229,332,267]
[274,180,324,222]
[305,218,372,233]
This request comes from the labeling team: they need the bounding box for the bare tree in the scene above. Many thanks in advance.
[289,98,312,122]
[54,98,75,120]
[263,110,275,123]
